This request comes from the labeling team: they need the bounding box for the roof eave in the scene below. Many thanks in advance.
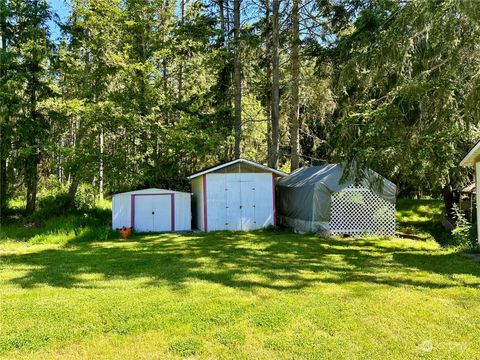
[187,158,288,179]
[460,141,480,167]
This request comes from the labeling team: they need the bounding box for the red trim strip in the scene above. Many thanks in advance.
[272,174,277,227]
[131,193,176,232]
[203,175,208,231]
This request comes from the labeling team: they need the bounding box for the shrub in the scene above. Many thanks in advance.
[451,204,473,247]
[37,193,71,217]
[37,175,69,199]
[35,176,71,218]
[74,183,97,212]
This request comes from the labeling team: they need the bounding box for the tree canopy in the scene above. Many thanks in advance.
[0,0,479,217]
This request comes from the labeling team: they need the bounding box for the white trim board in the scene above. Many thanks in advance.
[460,140,480,167]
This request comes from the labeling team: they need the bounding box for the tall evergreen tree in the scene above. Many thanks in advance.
[0,0,12,216]
[9,0,53,214]
[333,0,480,212]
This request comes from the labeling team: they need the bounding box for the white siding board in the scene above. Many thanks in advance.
[112,194,131,229]
[174,192,192,231]
[207,173,228,230]
[247,173,274,228]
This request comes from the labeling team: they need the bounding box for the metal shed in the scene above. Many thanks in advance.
[188,159,287,231]
[276,164,396,236]
[112,188,191,232]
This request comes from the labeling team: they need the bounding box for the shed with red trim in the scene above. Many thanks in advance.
[112,188,191,232]
[188,159,287,231]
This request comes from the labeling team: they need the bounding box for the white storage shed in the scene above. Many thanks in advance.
[188,159,287,231]
[112,188,191,232]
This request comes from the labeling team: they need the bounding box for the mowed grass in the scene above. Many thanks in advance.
[396,198,451,244]
[1,200,480,359]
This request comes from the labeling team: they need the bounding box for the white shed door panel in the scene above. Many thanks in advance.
[207,173,273,231]
[243,173,274,228]
[207,174,229,231]
[135,196,153,232]
[134,195,172,232]
[226,174,242,230]
[152,196,172,232]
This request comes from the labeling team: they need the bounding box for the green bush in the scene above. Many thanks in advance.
[74,184,97,212]
[26,178,107,225]
[37,175,69,199]
[451,204,474,247]
[37,193,71,216]
[35,176,71,218]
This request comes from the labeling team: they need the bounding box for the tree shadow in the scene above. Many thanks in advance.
[2,231,480,291]
[396,199,451,245]
[0,210,112,243]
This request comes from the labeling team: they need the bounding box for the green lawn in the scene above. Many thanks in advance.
[396,198,451,244]
[1,200,480,359]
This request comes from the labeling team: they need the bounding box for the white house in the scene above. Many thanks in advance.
[188,159,287,231]
[460,141,480,245]
[112,188,191,232]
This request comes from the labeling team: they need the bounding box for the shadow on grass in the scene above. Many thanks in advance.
[396,198,451,245]
[0,210,113,243]
[2,230,480,291]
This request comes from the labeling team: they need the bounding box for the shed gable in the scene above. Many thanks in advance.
[209,162,271,174]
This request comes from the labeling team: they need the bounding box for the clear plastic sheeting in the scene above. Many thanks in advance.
[276,164,396,235]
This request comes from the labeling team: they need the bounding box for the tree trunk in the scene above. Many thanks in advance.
[218,0,225,45]
[264,0,272,164]
[269,0,280,168]
[25,68,39,215]
[59,138,64,183]
[25,153,39,215]
[0,0,8,217]
[233,0,242,158]
[226,0,230,36]
[163,58,169,125]
[0,156,6,216]
[178,0,185,101]
[289,0,300,172]
[68,177,79,208]
[99,127,104,200]
[442,180,455,219]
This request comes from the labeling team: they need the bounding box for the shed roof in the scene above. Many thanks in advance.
[277,164,396,203]
[187,158,288,180]
[112,188,190,197]
[460,140,480,167]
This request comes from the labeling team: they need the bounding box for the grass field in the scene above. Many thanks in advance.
[1,199,480,359]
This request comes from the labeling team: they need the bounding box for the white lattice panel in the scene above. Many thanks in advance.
[330,185,395,236]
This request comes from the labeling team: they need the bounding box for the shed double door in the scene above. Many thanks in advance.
[134,195,172,232]
[226,174,256,231]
